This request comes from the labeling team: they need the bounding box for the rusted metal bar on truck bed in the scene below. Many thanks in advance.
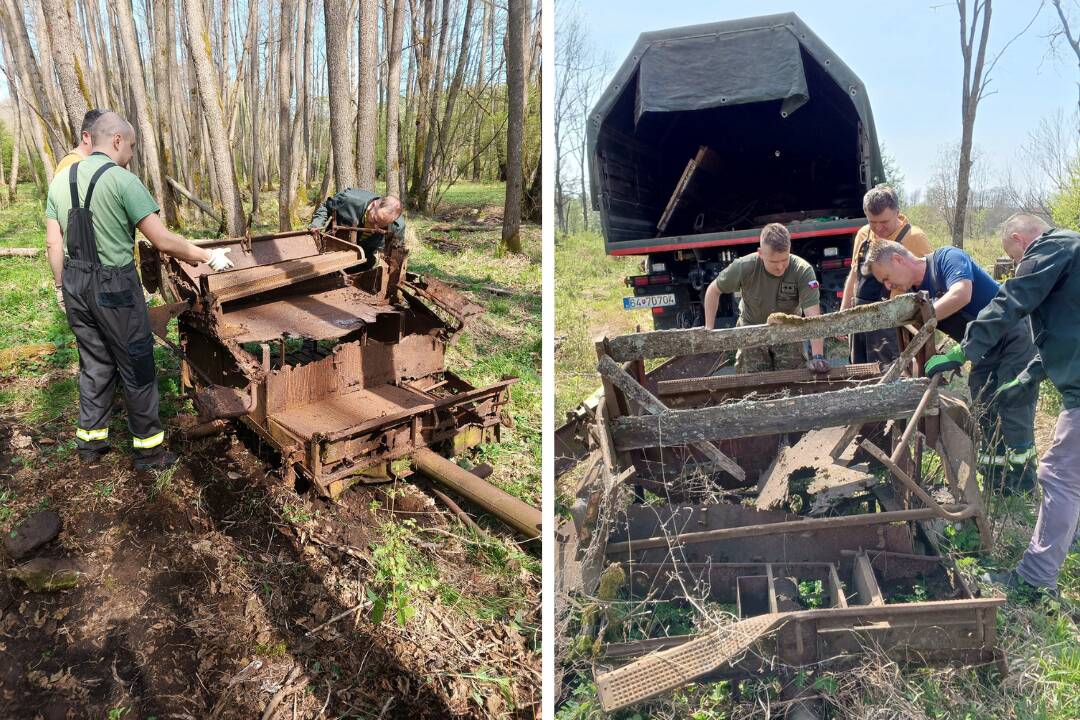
[604,293,928,362]
[413,448,541,540]
[655,362,881,396]
[611,378,933,451]
[604,503,976,555]
[597,355,745,481]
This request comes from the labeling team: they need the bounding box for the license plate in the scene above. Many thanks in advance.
[623,294,676,310]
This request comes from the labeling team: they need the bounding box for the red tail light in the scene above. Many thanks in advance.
[651,307,665,315]
[649,274,672,284]
[633,276,648,286]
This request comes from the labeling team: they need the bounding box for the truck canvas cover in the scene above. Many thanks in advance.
[589,13,886,251]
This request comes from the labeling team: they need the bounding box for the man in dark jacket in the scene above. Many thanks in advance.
[309,188,404,261]
[862,239,1039,483]
[925,213,1080,599]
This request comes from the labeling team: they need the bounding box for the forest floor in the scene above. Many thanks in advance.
[0,182,540,720]
[554,228,1080,719]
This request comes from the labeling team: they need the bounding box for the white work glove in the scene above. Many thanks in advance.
[206,248,234,272]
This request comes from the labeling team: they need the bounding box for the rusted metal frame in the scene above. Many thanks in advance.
[603,293,930,362]
[202,251,364,303]
[596,355,745,482]
[860,442,971,521]
[655,363,882,396]
[594,338,635,474]
[604,504,977,555]
[829,317,938,460]
[320,378,515,442]
[190,227,320,247]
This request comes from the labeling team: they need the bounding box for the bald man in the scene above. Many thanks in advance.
[44,111,234,470]
[309,188,405,264]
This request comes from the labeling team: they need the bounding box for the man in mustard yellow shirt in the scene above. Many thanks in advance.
[840,184,932,363]
[54,108,105,176]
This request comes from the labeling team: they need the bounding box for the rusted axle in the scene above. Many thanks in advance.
[413,448,541,540]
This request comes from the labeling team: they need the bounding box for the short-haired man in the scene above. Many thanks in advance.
[841,184,932,363]
[54,109,106,176]
[310,189,404,262]
[44,111,234,470]
[924,214,1080,599]
[704,223,830,373]
[862,239,1039,483]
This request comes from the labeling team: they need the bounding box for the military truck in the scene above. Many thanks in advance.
[588,13,886,329]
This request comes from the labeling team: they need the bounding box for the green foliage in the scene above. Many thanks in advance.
[797,579,825,609]
[280,502,312,525]
[1050,166,1080,232]
[0,488,15,526]
[368,518,439,626]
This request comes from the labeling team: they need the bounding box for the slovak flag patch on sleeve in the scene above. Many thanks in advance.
[808,280,820,289]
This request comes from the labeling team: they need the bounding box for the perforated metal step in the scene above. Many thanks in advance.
[595,613,788,711]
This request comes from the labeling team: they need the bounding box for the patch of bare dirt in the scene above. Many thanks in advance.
[0,417,539,719]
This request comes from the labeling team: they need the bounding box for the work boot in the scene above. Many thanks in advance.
[985,569,1059,604]
[133,449,179,471]
[77,446,111,464]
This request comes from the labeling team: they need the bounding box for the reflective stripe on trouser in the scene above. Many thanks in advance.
[75,427,108,442]
[1016,408,1080,589]
[967,321,1038,450]
[62,259,162,452]
[735,342,806,373]
[132,431,164,449]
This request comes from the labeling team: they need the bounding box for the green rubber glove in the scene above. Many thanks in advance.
[994,372,1031,404]
[924,345,967,378]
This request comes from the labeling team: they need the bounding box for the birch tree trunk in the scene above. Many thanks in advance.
[277,0,295,229]
[184,0,246,235]
[501,0,525,253]
[325,0,356,188]
[355,0,378,189]
[384,0,405,197]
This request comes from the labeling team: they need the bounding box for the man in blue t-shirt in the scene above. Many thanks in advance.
[861,240,1039,488]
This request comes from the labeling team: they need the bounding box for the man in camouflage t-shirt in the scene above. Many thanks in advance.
[703,223,829,373]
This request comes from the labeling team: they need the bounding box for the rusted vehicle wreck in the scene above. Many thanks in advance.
[138,222,539,539]
[555,293,1003,715]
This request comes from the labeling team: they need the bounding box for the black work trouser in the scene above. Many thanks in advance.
[62,259,163,456]
[849,297,901,365]
[968,320,1039,451]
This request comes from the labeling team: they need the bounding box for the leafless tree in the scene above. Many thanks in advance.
[1002,109,1080,217]
[1050,0,1080,116]
[385,0,405,197]
[356,0,378,189]
[326,0,356,188]
[501,0,525,253]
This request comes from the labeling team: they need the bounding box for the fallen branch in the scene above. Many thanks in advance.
[306,599,370,636]
[166,175,220,221]
[261,665,302,720]
[0,247,40,257]
[422,482,491,539]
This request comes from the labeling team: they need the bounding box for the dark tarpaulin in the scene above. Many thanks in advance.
[634,26,810,124]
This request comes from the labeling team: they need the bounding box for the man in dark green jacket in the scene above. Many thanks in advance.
[309,188,405,261]
[925,213,1080,599]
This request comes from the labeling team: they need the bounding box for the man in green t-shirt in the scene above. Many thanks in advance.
[703,223,830,373]
[44,111,234,470]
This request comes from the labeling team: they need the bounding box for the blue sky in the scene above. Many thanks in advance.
[574,0,1077,195]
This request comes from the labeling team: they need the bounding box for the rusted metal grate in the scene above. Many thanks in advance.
[595,613,787,711]
[656,362,882,396]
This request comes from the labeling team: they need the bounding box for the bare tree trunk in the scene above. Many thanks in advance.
[80,0,111,108]
[325,0,356,188]
[407,0,433,206]
[184,0,245,235]
[8,68,21,201]
[40,0,91,143]
[431,0,475,200]
[247,0,261,217]
[33,0,68,143]
[117,0,166,212]
[384,0,405,197]
[417,0,449,210]
[1052,0,1080,118]
[951,0,993,249]
[151,0,180,226]
[277,0,295,229]
[355,0,378,189]
[300,0,314,188]
[471,0,489,181]
[0,0,63,169]
[501,0,525,253]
